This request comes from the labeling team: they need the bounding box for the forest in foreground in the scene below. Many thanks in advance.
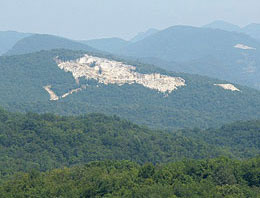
[1,158,260,197]
[1,106,260,197]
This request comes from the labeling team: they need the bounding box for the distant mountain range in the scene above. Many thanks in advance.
[39,23,260,90]
[130,28,159,43]
[203,20,241,32]
[113,25,260,89]
[203,20,260,41]
[80,37,129,53]
[79,28,160,53]
[0,28,159,57]
[0,31,31,55]
[117,25,259,62]
[1,21,260,91]
[5,34,96,55]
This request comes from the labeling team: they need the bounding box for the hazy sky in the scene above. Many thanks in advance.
[1,0,260,40]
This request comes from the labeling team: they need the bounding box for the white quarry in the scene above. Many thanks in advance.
[55,54,186,94]
[43,85,85,101]
[214,84,240,92]
[234,44,256,50]
[43,54,242,101]
[43,85,59,101]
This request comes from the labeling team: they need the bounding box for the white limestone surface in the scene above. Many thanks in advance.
[56,55,186,94]
[44,86,85,101]
[214,84,240,92]
[234,44,256,50]
[61,87,83,98]
[43,85,59,101]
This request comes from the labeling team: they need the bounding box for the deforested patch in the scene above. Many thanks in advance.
[55,54,186,94]
[214,84,240,92]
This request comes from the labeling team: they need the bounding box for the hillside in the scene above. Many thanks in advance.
[5,34,96,55]
[116,25,260,89]
[0,107,223,180]
[243,23,260,41]
[1,158,260,197]
[0,31,31,55]
[130,28,159,43]
[180,120,260,158]
[204,21,260,41]
[203,20,241,32]
[1,49,260,129]
[79,29,159,54]
[117,26,259,62]
[81,37,130,53]
[2,106,260,182]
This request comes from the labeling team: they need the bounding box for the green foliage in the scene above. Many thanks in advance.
[1,158,260,197]
[0,109,223,181]
[1,49,260,129]
[179,120,260,158]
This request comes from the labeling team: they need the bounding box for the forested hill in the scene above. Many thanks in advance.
[5,34,97,56]
[0,31,31,55]
[2,49,260,129]
[2,107,260,181]
[2,158,260,197]
[0,107,223,180]
[180,120,260,158]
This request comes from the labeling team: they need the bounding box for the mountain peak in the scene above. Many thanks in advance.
[5,34,96,55]
[203,20,241,32]
[242,23,260,40]
[130,28,159,43]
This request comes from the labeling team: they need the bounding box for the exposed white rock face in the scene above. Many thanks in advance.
[44,85,84,101]
[56,55,186,94]
[234,44,256,50]
[61,87,83,99]
[214,84,240,92]
[43,85,59,101]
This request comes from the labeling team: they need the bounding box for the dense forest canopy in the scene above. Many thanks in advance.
[0,107,223,181]
[2,158,260,197]
[1,107,260,183]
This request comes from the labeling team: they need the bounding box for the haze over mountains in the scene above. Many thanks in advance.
[2,17,260,197]
[1,48,260,130]
[78,21,260,90]
[0,23,260,128]
[204,20,260,40]
[1,21,260,129]
[80,37,129,54]
[116,25,260,89]
[5,34,96,56]
[0,31,31,55]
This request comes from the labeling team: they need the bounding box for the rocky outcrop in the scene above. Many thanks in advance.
[214,84,240,92]
[234,44,256,50]
[43,85,59,100]
[61,87,83,99]
[44,86,85,101]
[56,55,186,94]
